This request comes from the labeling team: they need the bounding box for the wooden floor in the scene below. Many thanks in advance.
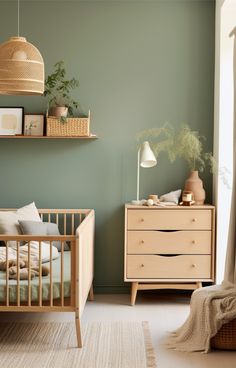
[0,293,236,368]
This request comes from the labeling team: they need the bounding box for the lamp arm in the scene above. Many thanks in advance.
[18,0,20,37]
[136,148,140,201]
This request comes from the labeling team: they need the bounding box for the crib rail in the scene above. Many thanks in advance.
[0,209,93,312]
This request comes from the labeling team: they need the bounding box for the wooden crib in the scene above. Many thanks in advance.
[0,208,95,348]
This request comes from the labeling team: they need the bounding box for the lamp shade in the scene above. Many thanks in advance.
[140,141,157,168]
[0,36,44,95]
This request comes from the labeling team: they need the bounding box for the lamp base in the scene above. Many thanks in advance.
[131,199,145,205]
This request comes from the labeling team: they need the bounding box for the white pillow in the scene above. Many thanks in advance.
[0,202,41,246]
[160,189,182,204]
[16,202,41,222]
[0,212,19,237]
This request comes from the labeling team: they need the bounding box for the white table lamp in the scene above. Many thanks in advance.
[132,141,157,205]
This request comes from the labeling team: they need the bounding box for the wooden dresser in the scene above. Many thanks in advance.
[124,204,215,305]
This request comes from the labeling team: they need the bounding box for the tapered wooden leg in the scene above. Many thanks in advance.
[89,283,94,301]
[131,282,139,306]
[75,316,82,348]
[196,282,202,289]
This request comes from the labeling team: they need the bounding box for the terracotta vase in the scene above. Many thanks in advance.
[184,171,206,205]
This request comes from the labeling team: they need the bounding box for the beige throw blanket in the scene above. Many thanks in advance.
[166,282,236,352]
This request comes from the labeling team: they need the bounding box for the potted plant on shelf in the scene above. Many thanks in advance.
[136,124,215,204]
[44,60,79,122]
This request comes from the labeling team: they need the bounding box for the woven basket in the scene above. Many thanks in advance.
[211,318,236,350]
[46,116,90,137]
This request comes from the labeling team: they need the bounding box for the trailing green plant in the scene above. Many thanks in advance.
[44,61,79,118]
[136,123,215,173]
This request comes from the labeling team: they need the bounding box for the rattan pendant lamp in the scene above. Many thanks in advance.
[0,0,44,95]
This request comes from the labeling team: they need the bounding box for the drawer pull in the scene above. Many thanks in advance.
[140,264,144,268]
[140,240,145,244]
[192,218,197,222]
[140,218,144,222]
[191,264,196,268]
[192,240,196,244]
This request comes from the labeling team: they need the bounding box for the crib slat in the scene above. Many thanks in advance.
[56,213,59,226]
[28,241,31,306]
[48,213,51,223]
[17,241,20,306]
[71,214,74,235]
[6,241,9,306]
[50,241,53,307]
[70,240,76,307]
[64,214,66,235]
[79,214,82,224]
[61,241,64,307]
[39,241,42,307]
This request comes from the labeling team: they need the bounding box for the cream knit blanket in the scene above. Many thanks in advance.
[0,242,58,264]
[166,282,236,352]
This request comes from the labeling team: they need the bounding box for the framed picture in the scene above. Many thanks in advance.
[0,107,24,135]
[24,114,45,136]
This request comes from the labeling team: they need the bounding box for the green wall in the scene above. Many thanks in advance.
[0,0,215,293]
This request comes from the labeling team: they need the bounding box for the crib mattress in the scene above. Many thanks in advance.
[0,251,71,303]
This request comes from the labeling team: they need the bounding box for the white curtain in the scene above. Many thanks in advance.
[165,25,236,353]
[224,25,236,285]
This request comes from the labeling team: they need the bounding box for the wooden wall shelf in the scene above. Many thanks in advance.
[0,134,98,139]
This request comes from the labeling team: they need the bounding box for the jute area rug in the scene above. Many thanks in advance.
[0,321,156,368]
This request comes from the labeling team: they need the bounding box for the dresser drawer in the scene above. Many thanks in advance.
[127,255,211,279]
[127,230,212,255]
[127,209,212,230]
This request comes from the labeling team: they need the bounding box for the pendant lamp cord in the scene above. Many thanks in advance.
[17,0,20,37]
